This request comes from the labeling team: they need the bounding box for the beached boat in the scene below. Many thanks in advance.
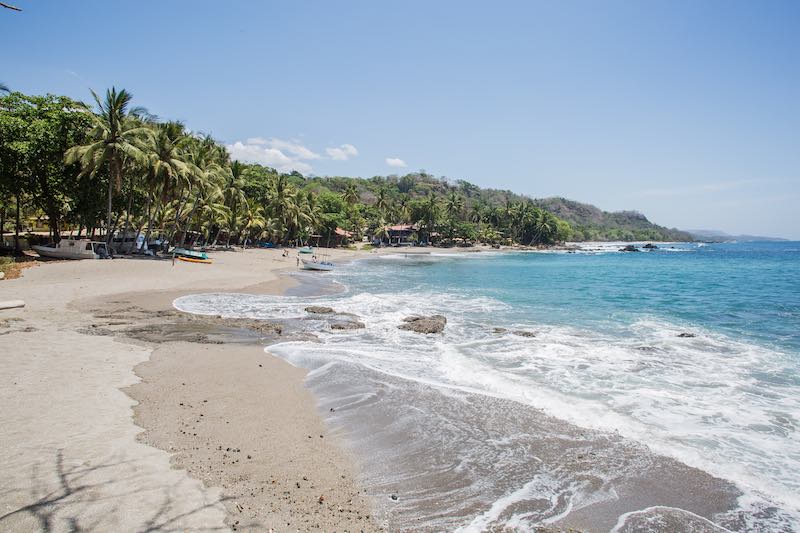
[32,239,109,260]
[172,247,209,260]
[298,246,314,254]
[177,256,212,264]
[301,258,334,271]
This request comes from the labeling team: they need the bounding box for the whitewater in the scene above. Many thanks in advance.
[174,241,800,531]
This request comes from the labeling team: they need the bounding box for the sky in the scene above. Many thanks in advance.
[2,1,799,238]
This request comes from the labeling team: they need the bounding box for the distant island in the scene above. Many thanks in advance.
[1,88,694,253]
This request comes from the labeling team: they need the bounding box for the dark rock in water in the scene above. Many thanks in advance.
[305,306,335,314]
[398,315,447,334]
[492,327,507,334]
[620,245,640,252]
[643,243,659,249]
[330,321,366,330]
[677,332,697,338]
[390,494,398,501]
[512,330,536,338]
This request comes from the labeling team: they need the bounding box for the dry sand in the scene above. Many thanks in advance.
[0,246,379,532]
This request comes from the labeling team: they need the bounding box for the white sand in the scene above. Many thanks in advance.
[0,247,368,532]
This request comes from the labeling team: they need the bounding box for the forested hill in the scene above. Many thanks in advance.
[1,88,691,248]
[532,197,693,242]
[293,170,692,242]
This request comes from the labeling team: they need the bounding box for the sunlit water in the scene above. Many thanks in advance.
[175,241,800,531]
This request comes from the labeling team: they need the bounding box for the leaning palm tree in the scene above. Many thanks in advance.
[0,81,9,94]
[65,87,149,243]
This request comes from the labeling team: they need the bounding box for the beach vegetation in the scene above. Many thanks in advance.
[1,87,691,256]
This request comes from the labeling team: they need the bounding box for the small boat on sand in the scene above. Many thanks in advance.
[172,247,209,260]
[301,258,334,271]
[177,256,212,264]
[32,239,109,260]
[298,246,314,254]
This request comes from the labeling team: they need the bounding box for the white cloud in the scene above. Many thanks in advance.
[326,144,359,161]
[227,139,316,173]
[228,137,361,173]
[386,157,407,168]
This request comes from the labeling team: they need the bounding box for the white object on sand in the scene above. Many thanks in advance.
[32,238,109,260]
[0,300,25,310]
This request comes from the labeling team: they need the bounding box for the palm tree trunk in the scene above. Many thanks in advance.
[120,181,134,253]
[180,194,202,246]
[211,226,222,247]
[106,161,120,245]
[14,193,21,255]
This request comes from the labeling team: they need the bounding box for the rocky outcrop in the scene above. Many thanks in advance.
[492,327,535,337]
[398,315,447,334]
[330,321,366,330]
[643,243,659,249]
[620,245,639,252]
[305,306,335,314]
[677,332,696,338]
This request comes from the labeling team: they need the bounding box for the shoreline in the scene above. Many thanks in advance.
[1,244,775,531]
[0,246,380,532]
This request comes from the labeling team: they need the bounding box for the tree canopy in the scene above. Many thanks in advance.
[1,88,690,255]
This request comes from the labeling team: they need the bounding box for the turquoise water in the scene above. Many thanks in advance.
[176,241,800,531]
[352,242,800,353]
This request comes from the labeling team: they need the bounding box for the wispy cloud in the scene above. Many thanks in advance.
[227,137,359,173]
[326,143,359,161]
[244,137,320,160]
[386,157,407,168]
[641,179,760,197]
[226,139,319,173]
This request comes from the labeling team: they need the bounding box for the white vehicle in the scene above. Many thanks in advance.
[32,239,109,260]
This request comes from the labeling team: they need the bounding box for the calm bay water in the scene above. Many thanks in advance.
[175,241,800,531]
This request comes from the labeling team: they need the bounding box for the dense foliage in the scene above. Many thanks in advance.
[1,88,688,254]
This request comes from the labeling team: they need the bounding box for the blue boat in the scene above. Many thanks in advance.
[172,247,209,260]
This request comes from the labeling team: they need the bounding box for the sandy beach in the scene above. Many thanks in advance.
[0,247,379,532]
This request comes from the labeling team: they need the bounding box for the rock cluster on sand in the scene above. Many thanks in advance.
[330,321,366,330]
[398,315,447,334]
[305,306,335,314]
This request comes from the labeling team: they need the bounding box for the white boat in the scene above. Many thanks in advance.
[301,258,334,271]
[32,239,109,260]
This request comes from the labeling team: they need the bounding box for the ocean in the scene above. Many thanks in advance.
[174,241,800,531]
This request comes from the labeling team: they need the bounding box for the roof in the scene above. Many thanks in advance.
[386,224,418,232]
[334,227,353,237]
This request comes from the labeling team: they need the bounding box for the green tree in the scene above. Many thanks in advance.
[65,87,149,243]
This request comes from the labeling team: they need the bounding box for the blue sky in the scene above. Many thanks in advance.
[2,1,799,237]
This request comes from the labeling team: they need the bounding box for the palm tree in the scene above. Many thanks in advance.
[137,121,190,250]
[65,87,149,243]
[375,187,391,216]
[420,192,440,244]
[214,160,246,246]
[0,82,9,94]
[397,194,411,223]
[342,183,360,205]
[445,191,464,221]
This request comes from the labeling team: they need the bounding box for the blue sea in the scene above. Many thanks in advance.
[175,241,800,531]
